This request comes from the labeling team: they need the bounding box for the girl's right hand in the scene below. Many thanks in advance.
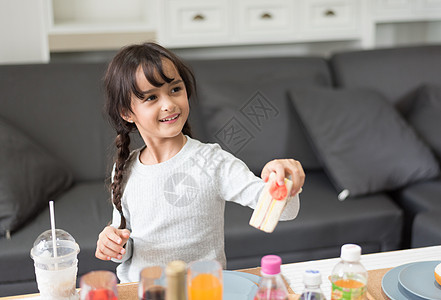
[95,226,130,261]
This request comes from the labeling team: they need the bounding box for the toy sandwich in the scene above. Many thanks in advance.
[249,172,293,233]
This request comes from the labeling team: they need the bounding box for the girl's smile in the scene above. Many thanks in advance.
[159,113,180,123]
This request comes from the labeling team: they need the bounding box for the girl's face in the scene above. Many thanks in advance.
[125,59,189,144]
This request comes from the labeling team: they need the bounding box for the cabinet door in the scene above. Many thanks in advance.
[158,0,230,47]
[415,0,441,18]
[300,0,362,40]
[374,0,413,21]
[235,0,298,43]
[375,0,441,21]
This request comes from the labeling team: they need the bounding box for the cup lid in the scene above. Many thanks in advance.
[30,229,79,263]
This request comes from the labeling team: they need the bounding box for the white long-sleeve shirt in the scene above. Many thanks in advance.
[111,136,300,283]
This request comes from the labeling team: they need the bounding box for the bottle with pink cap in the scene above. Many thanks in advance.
[254,255,289,300]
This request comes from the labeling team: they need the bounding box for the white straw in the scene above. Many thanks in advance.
[49,201,58,270]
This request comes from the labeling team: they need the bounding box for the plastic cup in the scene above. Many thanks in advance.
[80,271,118,300]
[138,266,166,300]
[30,229,80,299]
[187,260,222,300]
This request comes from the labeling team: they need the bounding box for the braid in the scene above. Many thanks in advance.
[111,130,131,229]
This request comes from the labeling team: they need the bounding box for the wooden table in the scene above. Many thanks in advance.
[0,268,295,300]
[4,246,441,300]
[113,272,298,300]
[112,268,390,300]
[0,267,388,300]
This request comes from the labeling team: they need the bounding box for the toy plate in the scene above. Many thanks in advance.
[223,270,259,299]
[398,261,441,300]
[382,262,421,300]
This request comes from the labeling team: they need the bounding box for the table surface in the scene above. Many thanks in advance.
[2,245,440,300]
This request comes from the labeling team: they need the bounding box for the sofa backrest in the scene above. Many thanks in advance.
[0,56,332,181]
[186,56,332,173]
[0,62,114,181]
[330,45,441,103]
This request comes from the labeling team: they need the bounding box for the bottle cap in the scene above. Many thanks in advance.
[303,270,322,286]
[166,260,186,277]
[340,244,361,262]
[261,255,282,275]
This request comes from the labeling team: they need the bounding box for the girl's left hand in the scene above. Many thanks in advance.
[261,159,305,196]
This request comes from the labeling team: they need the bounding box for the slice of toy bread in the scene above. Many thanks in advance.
[249,172,293,233]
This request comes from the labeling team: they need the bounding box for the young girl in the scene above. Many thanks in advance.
[95,42,305,283]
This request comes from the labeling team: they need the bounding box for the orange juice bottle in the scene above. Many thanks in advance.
[331,244,367,300]
[188,273,222,300]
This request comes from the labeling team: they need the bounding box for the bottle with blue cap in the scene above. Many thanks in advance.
[300,270,326,300]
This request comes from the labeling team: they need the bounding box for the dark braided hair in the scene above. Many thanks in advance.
[104,42,195,229]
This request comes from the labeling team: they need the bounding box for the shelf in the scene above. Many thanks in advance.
[47,0,156,51]
[49,21,153,34]
[49,31,156,52]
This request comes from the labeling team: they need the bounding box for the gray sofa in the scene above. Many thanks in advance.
[1,45,440,297]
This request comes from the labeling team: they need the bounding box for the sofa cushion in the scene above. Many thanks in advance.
[0,63,114,182]
[330,45,441,103]
[395,179,441,215]
[193,81,320,174]
[188,56,333,172]
[0,117,73,237]
[224,171,403,269]
[402,84,441,162]
[288,88,440,199]
[411,210,441,248]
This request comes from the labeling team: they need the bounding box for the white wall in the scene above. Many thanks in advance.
[0,0,49,64]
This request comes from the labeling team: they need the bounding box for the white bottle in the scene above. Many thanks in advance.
[331,244,368,300]
[300,270,326,300]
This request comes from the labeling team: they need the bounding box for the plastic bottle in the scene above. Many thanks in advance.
[331,244,368,300]
[254,255,289,300]
[165,260,187,300]
[300,270,326,300]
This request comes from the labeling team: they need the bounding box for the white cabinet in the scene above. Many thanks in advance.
[299,0,362,40]
[160,0,230,47]
[374,0,441,22]
[415,0,441,19]
[157,0,363,48]
[6,0,438,60]
[373,0,441,47]
[235,0,299,42]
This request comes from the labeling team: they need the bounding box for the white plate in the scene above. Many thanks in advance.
[398,261,441,300]
[223,270,259,300]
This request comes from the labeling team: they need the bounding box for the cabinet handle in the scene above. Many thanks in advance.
[192,14,205,21]
[260,12,273,19]
[324,9,336,17]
